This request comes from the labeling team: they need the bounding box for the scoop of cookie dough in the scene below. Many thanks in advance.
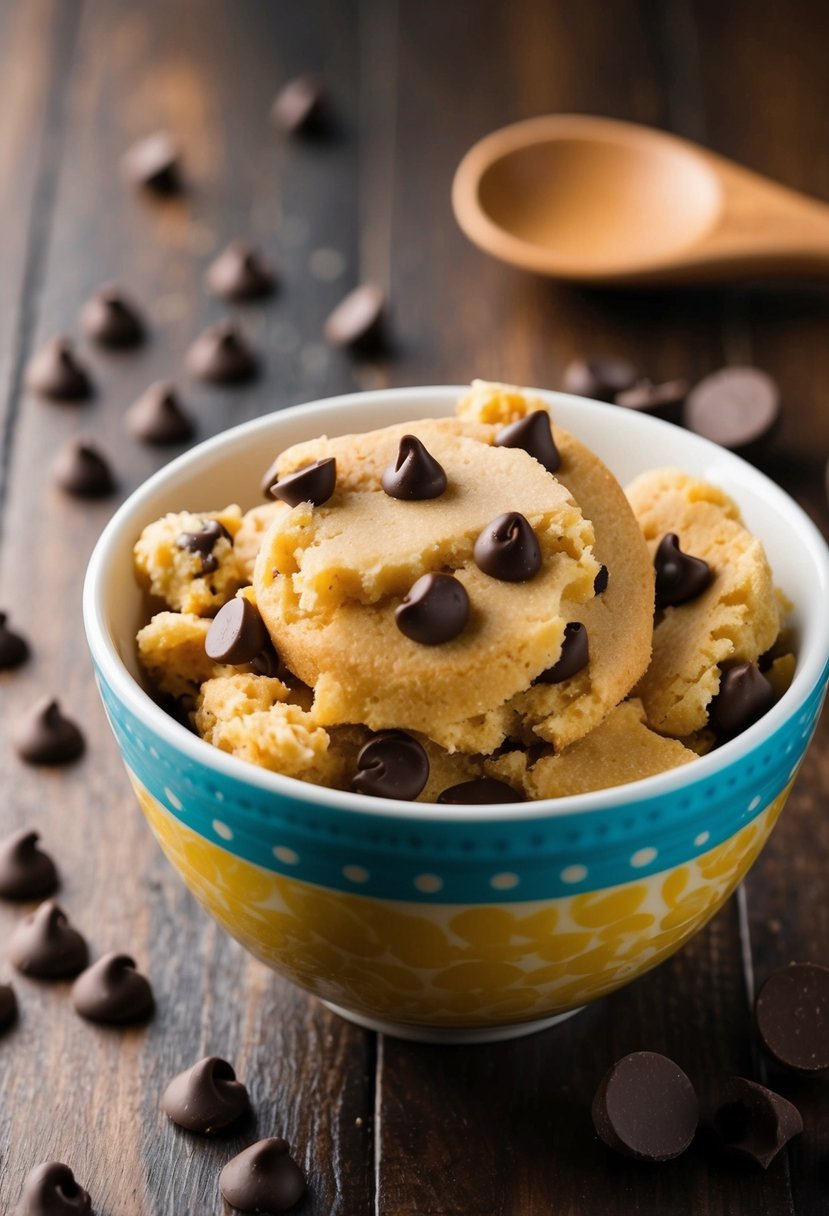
[626,469,780,736]
[134,506,244,615]
[253,418,600,746]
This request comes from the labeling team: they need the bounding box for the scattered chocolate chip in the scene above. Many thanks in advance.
[684,367,780,451]
[18,1161,92,1216]
[324,283,385,352]
[271,74,329,136]
[0,981,17,1033]
[381,435,447,500]
[653,533,712,610]
[534,622,590,685]
[615,378,688,420]
[81,286,145,347]
[593,564,609,595]
[270,457,336,508]
[71,952,154,1023]
[474,512,542,582]
[52,438,116,498]
[712,1076,803,1169]
[437,778,522,804]
[13,699,85,766]
[754,962,829,1072]
[220,1137,306,1213]
[207,240,276,301]
[353,730,429,801]
[25,338,92,402]
[711,662,775,737]
[206,598,271,664]
[125,381,194,445]
[0,829,58,900]
[186,320,258,384]
[592,1051,698,1161]
[0,612,30,669]
[162,1056,250,1133]
[176,519,232,576]
[495,410,560,473]
[122,131,182,194]
[395,573,469,645]
[563,356,638,402]
[9,901,88,978]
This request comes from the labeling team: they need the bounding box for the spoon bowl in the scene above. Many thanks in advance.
[453,115,829,284]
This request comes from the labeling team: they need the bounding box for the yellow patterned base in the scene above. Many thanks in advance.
[130,775,788,1029]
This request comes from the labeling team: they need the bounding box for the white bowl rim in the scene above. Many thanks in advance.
[84,384,829,824]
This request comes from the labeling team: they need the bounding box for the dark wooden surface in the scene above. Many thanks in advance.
[0,2,828,1213]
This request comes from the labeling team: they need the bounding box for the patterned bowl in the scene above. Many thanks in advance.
[84,387,829,1044]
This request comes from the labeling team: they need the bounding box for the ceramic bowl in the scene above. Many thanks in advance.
[83,387,829,1044]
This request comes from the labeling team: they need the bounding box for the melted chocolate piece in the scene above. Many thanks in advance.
[495,410,560,473]
[395,573,469,645]
[534,622,589,685]
[0,982,17,1034]
[122,131,182,194]
[0,612,30,669]
[25,338,92,402]
[125,382,194,445]
[207,241,276,300]
[18,1161,92,1216]
[186,321,258,384]
[10,901,88,978]
[381,435,447,500]
[206,598,271,665]
[592,1051,699,1161]
[52,439,116,498]
[653,533,712,610]
[81,287,145,347]
[711,662,775,737]
[712,1076,803,1169]
[0,829,59,900]
[71,952,154,1024]
[473,512,541,582]
[220,1137,306,1213]
[563,356,637,402]
[437,778,522,804]
[175,519,232,575]
[13,699,85,766]
[270,457,337,508]
[162,1056,250,1133]
[352,730,429,801]
[323,284,385,352]
[754,962,829,1072]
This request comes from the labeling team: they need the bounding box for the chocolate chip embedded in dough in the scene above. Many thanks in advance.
[352,730,429,801]
[175,519,233,575]
[534,622,589,685]
[437,778,522,804]
[0,829,59,900]
[71,952,154,1024]
[473,512,542,582]
[593,565,609,595]
[381,435,447,500]
[9,901,89,978]
[12,699,85,766]
[395,573,469,645]
[712,1076,803,1169]
[161,1056,250,1133]
[592,1051,698,1161]
[219,1137,306,1213]
[754,962,829,1073]
[205,598,271,665]
[710,662,775,737]
[207,241,276,301]
[653,533,712,610]
[270,457,337,508]
[18,1161,92,1216]
[495,410,560,474]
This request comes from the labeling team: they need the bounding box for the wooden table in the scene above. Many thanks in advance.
[1,2,828,1212]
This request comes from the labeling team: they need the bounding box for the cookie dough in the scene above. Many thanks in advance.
[137,612,239,698]
[134,506,244,616]
[626,469,779,736]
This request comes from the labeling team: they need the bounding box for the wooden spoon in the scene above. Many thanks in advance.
[452,114,829,284]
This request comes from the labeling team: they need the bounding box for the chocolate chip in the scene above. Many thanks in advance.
[162,1056,250,1133]
[654,533,712,610]
[0,982,17,1033]
[0,612,30,669]
[18,1161,92,1216]
[592,1051,699,1161]
[711,662,775,737]
[220,1137,306,1213]
[270,457,336,507]
[52,438,116,498]
[684,367,780,451]
[534,622,589,684]
[382,435,447,500]
[437,778,522,804]
[176,519,232,576]
[593,564,609,595]
[271,74,329,136]
[353,730,429,801]
[71,952,154,1023]
[395,573,469,645]
[125,381,194,445]
[474,512,542,582]
[122,131,182,194]
[25,338,92,401]
[81,286,145,347]
[250,643,291,681]
[206,598,271,664]
[563,356,637,402]
[615,378,688,420]
[207,240,276,300]
[186,320,258,384]
[712,1076,803,1169]
[13,699,85,766]
[9,900,89,978]
[754,962,829,1072]
[495,411,560,473]
[0,829,59,900]
[324,283,385,352]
